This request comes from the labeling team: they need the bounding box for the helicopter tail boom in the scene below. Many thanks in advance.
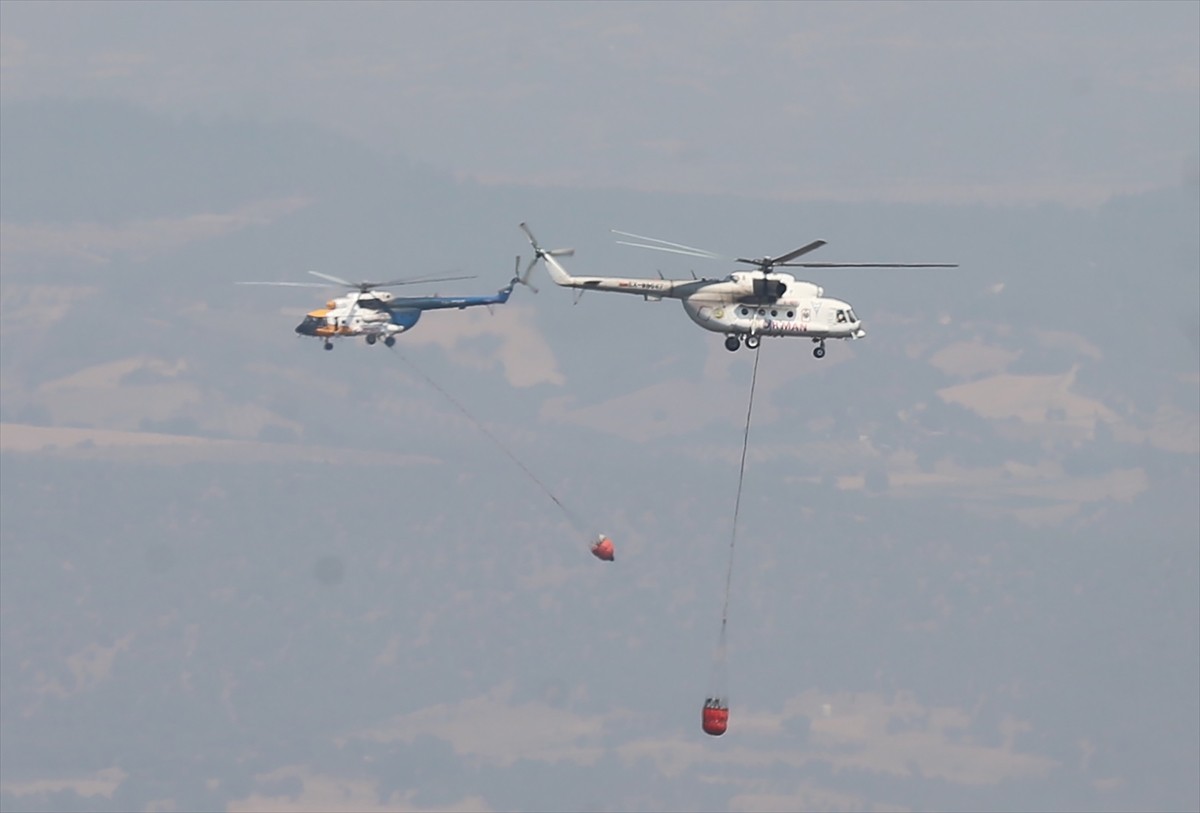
[520,223,705,299]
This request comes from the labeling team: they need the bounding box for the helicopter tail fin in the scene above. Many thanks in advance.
[538,250,576,287]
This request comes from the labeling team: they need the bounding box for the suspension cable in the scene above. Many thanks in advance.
[718,343,762,641]
[390,347,589,538]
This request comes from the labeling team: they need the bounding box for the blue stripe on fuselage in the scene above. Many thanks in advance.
[388,288,512,311]
[389,309,422,329]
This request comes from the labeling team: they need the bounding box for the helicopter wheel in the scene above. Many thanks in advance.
[813,343,826,359]
[745,335,761,350]
[384,336,396,348]
[324,341,334,351]
[724,335,741,352]
[366,335,377,346]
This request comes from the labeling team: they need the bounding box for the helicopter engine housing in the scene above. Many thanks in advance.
[754,278,788,300]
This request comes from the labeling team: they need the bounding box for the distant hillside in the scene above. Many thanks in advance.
[1,99,1196,813]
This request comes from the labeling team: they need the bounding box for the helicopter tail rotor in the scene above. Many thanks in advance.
[514,254,539,294]
[518,223,575,288]
[519,222,574,260]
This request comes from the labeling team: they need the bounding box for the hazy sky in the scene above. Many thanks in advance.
[2,0,1197,206]
[1,3,1198,813]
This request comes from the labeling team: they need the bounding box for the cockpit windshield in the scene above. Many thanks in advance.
[295,314,326,335]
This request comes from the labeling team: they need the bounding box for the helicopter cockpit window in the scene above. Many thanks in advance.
[847,308,858,322]
[836,309,847,323]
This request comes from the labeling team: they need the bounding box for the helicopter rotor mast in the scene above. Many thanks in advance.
[735,239,827,273]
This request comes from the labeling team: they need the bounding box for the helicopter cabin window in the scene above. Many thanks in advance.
[770,309,778,317]
[836,309,848,323]
[740,307,749,316]
[787,311,795,318]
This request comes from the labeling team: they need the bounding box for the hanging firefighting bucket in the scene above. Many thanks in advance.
[702,697,729,736]
[590,534,615,562]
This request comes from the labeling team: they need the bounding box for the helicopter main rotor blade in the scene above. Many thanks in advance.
[236,281,332,288]
[736,240,828,269]
[778,262,959,268]
[611,229,725,259]
[308,271,478,291]
[368,274,477,288]
[308,270,355,287]
[769,240,827,265]
[616,241,723,260]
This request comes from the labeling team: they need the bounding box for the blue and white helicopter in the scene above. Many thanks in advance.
[238,260,535,350]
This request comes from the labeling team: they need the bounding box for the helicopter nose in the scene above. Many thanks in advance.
[295,321,313,336]
[853,325,867,339]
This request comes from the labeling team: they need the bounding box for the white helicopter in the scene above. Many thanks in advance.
[518,223,956,357]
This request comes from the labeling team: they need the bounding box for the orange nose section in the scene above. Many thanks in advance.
[590,535,615,562]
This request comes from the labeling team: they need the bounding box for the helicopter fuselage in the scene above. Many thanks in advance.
[290,278,522,349]
[295,306,420,338]
[680,290,865,340]
[584,274,866,339]
[529,256,867,350]
[516,222,960,356]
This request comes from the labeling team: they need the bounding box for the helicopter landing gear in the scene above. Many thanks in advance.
[724,335,741,352]
[745,334,761,350]
[384,336,396,348]
[323,341,334,351]
[813,340,826,359]
[366,334,377,346]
